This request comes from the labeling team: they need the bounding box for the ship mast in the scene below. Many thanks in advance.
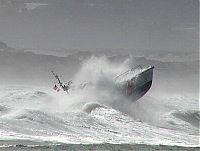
[51,71,64,88]
[51,70,71,93]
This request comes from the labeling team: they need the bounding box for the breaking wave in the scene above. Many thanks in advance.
[0,86,199,147]
[82,102,107,113]
[0,57,199,147]
[171,110,200,128]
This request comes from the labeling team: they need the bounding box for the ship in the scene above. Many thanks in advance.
[115,65,154,101]
[51,65,154,102]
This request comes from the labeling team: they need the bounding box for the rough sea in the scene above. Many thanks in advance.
[0,56,199,151]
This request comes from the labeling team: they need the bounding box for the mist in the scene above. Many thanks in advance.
[0,0,199,148]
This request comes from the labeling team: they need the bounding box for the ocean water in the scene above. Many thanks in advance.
[0,57,199,150]
[0,86,199,150]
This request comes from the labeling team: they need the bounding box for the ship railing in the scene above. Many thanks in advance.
[114,65,143,80]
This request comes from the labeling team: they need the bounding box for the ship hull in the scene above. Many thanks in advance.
[118,66,154,101]
[130,66,154,101]
[129,80,153,101]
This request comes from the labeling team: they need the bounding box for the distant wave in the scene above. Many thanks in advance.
[171,110,200,128]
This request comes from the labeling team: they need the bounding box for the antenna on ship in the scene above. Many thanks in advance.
[51,70,72,93]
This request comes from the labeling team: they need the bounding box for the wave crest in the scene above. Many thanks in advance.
[171,110,200,128]
[82,102,107,113]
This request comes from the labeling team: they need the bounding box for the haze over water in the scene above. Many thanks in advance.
[0,0,199,150]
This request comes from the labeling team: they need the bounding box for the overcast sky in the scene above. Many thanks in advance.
[0,0,198,51]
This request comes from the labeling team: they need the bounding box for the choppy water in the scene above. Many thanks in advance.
[0,86,199,150]
[0,57,199,150]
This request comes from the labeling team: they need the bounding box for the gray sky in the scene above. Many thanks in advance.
[0,0,198,51]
